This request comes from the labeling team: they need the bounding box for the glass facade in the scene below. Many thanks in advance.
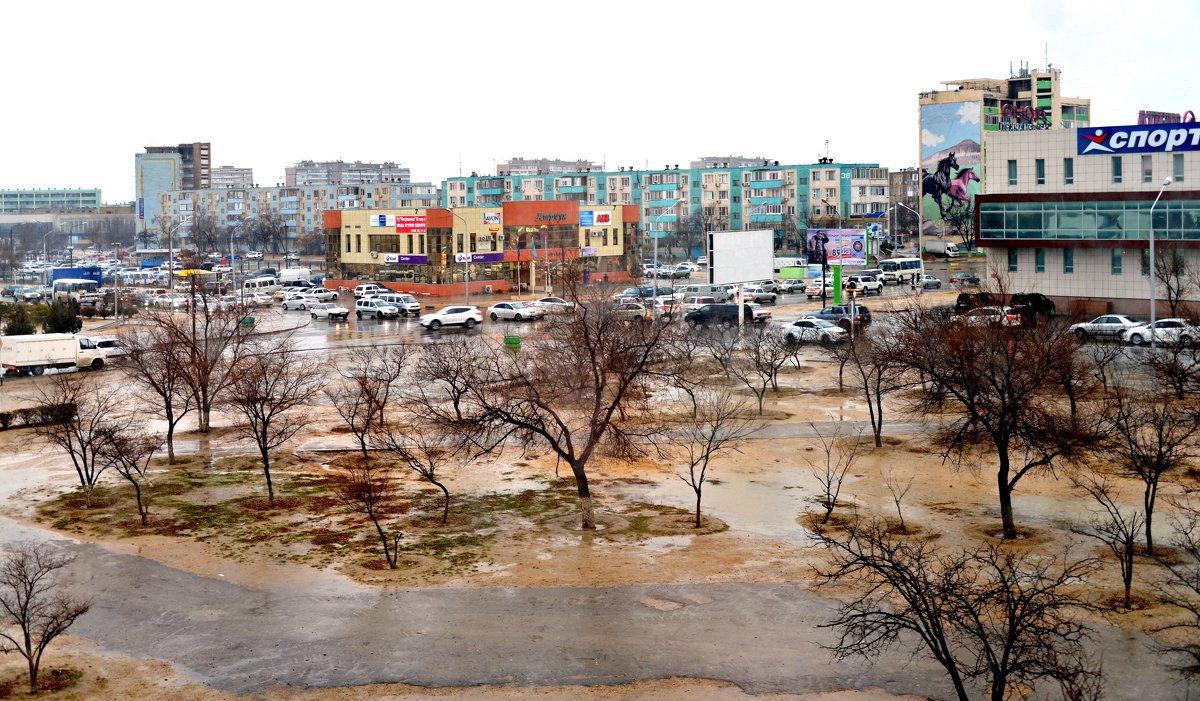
[979,200,1200,241]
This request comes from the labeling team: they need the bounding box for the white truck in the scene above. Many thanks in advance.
[0,334,108,376]
[924,240,960,258]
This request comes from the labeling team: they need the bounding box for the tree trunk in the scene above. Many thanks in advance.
[997,451,1017,540]
[198,405,212,433]
[27,655,38,695]
[869,393,883,448]
[1145,479,1158,556]
[83,482,94,509]
[431,478,450,524]
[133,481,147,526]
[694,488,703,528]
[371,516,396,568]
[260,445,275,505]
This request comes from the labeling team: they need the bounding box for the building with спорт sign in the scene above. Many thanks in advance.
[323,201,639,297]
[975,123,1200,316]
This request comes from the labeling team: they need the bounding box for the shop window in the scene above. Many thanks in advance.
[1063,158,1074,185]
[1035,248,1045,272]
[1063,248,1074,274]
[1035,159,1045,185]
[1008,248,1018,272]
[1111,248,1122,275]
[1112,156,1123,184]
[1008,160,1018,186]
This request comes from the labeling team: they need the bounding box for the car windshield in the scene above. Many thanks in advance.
[811,319,836,328]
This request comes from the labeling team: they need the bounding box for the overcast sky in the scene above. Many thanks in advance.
[3,0,1195,203]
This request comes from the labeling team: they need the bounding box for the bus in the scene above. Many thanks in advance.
[878,257,922,285]
[52,278,100,304]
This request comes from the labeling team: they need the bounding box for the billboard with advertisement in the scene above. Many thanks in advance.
[805,229,866,267]
[919,101,982,234]
[579,210,613,227]
[1078,123,1200,155]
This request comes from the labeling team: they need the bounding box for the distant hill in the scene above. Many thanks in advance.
[922,139,981,169]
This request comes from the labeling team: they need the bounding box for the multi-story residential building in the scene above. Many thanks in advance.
[157,181,439,249]
[975,124,1200,315]
[210,165,254,189]
[134,143,211,238]
[284,160,412,186]
[441,159,888,254]
[0,189,102,214]
[690,156,778,169]
[889,168,920,242]
[496,157,602,176]
[324,201,637,294]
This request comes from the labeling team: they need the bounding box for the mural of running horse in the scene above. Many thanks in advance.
[945,167,979,214]
[923,152,978,219]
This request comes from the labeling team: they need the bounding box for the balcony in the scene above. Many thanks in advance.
[478,187,505,196]
[747,178,782,189]
[557,186,587,194]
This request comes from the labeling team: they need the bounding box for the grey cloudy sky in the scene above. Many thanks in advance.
[2,0,1195,203]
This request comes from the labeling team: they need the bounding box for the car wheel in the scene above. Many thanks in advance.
[429,320,441,330]
[1074,328,1088,340]
[490,312,498,321]
[514,314,523,321]
[311,313,317,319]
[720,319,733,330]
[30,365,44,376]
[90,358,104,371]
[1130,333,1145,346]
[356,310,362,318]
[465,318,476,329]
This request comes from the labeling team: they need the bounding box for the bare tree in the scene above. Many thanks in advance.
[1071,473,1144,609]
[898,311,1102,539]
[0,542,91,694]
[34,374,120,508]
[648,328,710,418]
[1082,342,1127,396]
[676,391,757,527]
[822,335,855,392]
[697,327,739,378]
[120,323,194,463]
[1144,345,1200,401]
[728,324,793,414]
[806,423,863,525]
[816,518,1101,701]
[416,276,674,529]
[372,421,461,525]
[327,345,410,460]
[97,428,160,527]
[1151,496,1200,680]
[332,460,404,569]
[882,468,915,535]
[1155,245,1200,319]
[224,340,325,504]
[1102,388,1200,555]
[847,330,912,447]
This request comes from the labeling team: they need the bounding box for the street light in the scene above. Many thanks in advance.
[449,209,471,305]
[1149,177,1173,349]
[893,201,924,286]
[651,197,688,315]
[41,228,57,286]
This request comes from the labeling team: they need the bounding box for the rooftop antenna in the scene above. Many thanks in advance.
[825,140,830,160]
[458,155,462,178]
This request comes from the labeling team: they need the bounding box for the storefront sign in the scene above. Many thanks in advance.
[579,210,613,227]
[1079,124,1200,155]
[383,254,428,264]
[998,104,1051,131]
[535,213,568,223]
[1138,110,1196,125]
[805,229,866,266]
[483,212,501,225]
[581,247,598,256]
[370,214,428,233]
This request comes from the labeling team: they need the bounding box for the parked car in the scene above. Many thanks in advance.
[843,275,883,295]
[778,318,847,345]
[742,287,777,305]
[696,256,708,266]
[682,303,765,328]
[952,306,1023,327]
[244,250,264,260]
[310,303,350,321]
[744,303,773,323]
[1008,292,1056,323]
[419,305,482,330]
[1069,314,1141,340]
[487,301,545,321]
[354,283,386,299]
[955,291,998,314]
[300,287,338,302]
[949,272,981,285]
[356,298,400,319]
[807,304,872,330]
[614,302,652,322]
[681,296,717,312]
[748,279,780,293]
[151,294,190,310]
[281,294,320,311]
[1122,318,1200,346]
[530,296,574,312]
[675,261,701,273]
[919,274,943,289]
[778,279,807,294]
[805,280,836,299]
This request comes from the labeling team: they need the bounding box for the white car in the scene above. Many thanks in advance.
[531,296,574,312]
[151,294,190,309]
[310,303,350,321]
[356,298,400,319]
[281,294,320,310]
[1123,318,1200,346]
[1070,314,1142,340]
[742,287,777,305]
[778,318,847,345]
[805,280,836,299]
[676,261,701,273]
[682,296,717,312]
[354,283,385,299]
[420,305,483,330]
[245,251,264,260]
[953,306,1023,327]
[487,301,546,321]
[297,287,338,302]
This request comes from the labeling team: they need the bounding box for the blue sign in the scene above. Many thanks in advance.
[1078,123,1200,155]
[580,210,595,226]
[51,267,102,284]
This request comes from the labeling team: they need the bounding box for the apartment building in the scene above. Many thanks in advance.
[211,166,254,189]
[285,160,412,186]
[975,125,1200,315]
[0,189,102,214]
[134,143,211,238]
[496,157,603,176]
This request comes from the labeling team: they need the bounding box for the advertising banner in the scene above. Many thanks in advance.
[383,254,428,264]
[394,215,427,233]
[1078,123,1200,155]
[919,101,982,233]
[483,212,501,226]
[579,210,613,227]
[805,229,866,266]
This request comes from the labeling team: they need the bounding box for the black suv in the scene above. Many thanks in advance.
[954,291,998,314]
[1008,293,1056,324]
[807,304,872,330]
[683,303,759,328]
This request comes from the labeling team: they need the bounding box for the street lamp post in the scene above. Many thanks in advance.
[449,210,471,306]
[894,201,923,286]
[651,197,687,317]
[41,228,57,286]
[1149,177,1173,349]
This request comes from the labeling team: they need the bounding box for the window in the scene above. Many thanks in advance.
[1008,248,1018,272]
[1008,160,1018,186]
[812,171,820,181]
[826,170,836,180]
[1035,247,1045,272]
[1143,155,1154,183]
[1112,156,1123,184]
[1141,248,1150,276]
[1063,248,1074,274]
[1035,159,1045,185]
[1111,248,1123,275]
[1175,154,1185,183]
[1064,158,1074,185]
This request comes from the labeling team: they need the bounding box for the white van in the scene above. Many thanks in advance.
[279,267,312,283]
[242,276,280,295]
[354,283,385,299]
[676,284,732,303]
[374,293,422,316]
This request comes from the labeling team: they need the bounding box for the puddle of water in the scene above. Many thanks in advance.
[639,535,694,553]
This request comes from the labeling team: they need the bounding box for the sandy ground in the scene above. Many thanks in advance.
[0,315,1185,699]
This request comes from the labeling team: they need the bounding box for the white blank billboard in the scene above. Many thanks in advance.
[709,229,775,285]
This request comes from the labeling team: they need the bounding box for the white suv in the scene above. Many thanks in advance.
[355,298,400,319]
[354,283,385,299]
[419,305,483,330]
